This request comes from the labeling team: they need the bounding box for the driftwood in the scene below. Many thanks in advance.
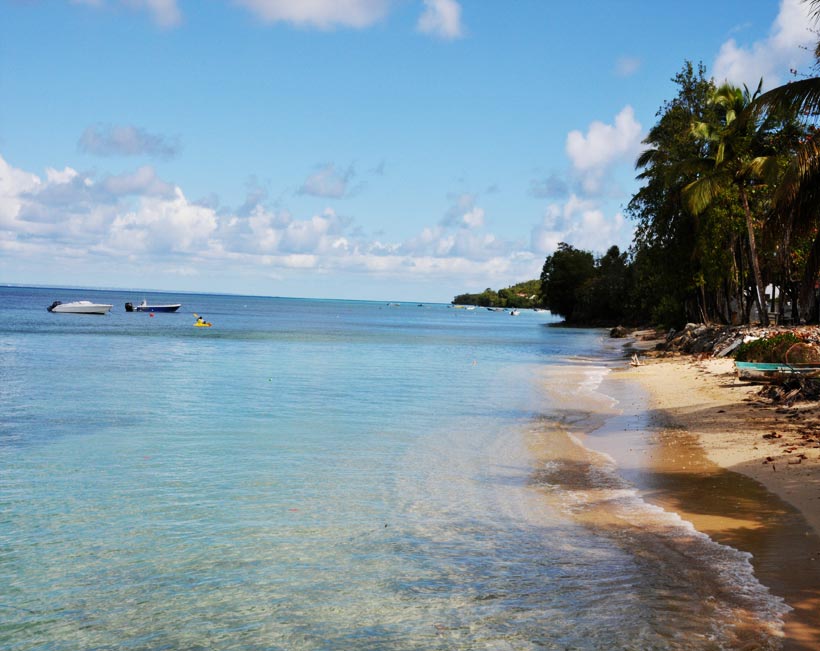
[758,376,820,405]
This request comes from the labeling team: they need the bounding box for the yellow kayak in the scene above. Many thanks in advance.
[194,322,212,327]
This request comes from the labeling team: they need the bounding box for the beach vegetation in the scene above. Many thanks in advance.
[538,243,633,324]
[734,332,804,363]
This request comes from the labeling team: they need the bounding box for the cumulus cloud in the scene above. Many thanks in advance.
[441,193,485,229]
[713,0,815,88]
[79,124,180,159]
[1,152,546,295]
[530,194,632,255]
[417,0,464,40]
[565,106,642,195]
[233,0,391,29]
[299,163,357,198]
[106,189,217,253]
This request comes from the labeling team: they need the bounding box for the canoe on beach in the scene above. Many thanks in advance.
[735,360,820,382]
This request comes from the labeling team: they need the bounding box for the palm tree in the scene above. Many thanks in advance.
[742,0,820,321]
[682,82,780,325]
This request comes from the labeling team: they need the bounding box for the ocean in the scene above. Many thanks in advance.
[0,286,789,650]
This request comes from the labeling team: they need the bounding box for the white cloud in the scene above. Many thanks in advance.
[100,166,177,199]
[106,189,218,253]
[441,193,485,229]
[417,0,464,40]
[1,152,548,297]
[461,206,484,229]
[565,106,642,195]
[713,0,815,88]
[233,0,391,29]
[0,154,42,231]
[530,194,632,255]
[79,124,180,159]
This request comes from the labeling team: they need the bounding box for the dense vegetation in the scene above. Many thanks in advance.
[452,280,541,308]
[456,8,820,328]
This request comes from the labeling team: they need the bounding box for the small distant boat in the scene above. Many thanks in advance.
[735,361,820,382]
[47,300,112,315]
[125,300,182,313]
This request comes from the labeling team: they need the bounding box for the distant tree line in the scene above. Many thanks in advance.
[452,280,541,308]
[538,243,632,325]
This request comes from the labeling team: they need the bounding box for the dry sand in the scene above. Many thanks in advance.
[615,355,820,650]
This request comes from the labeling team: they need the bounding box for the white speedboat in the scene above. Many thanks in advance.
[47,300,112,315]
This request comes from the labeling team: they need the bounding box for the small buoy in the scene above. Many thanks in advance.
[149,313,154,318]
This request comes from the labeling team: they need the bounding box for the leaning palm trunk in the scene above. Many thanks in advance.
[740,188,769,325]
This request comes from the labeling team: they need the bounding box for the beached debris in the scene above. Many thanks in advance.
[757,375,820,405]
[656,323,734,355]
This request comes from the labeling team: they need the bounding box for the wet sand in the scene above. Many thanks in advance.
[596,357,820,650]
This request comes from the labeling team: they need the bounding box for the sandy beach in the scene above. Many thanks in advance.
[609,354,820,650]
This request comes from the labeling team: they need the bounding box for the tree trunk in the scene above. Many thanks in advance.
[798,232,820,323]
[740,189,769,326]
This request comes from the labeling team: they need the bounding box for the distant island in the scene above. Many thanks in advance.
[452,280,541,309]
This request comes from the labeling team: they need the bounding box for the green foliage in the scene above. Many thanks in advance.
[539,243,595,321]
[734,332,803,362]
[538,243,634,324]
[452,280,541,308]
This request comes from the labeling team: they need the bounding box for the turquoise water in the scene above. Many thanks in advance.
[0,286,788,650]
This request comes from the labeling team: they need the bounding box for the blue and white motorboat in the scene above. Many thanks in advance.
[125,300,182,313]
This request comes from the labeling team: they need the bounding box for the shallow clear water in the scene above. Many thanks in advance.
[0,286,788,650]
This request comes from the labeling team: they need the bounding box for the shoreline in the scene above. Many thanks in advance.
[605,354,820,650]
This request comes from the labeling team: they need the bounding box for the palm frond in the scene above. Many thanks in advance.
[635,147,658,170]
[752,77,820,121]
[682,174,729,216]
[774,134,820,205]
[745,155,780,184]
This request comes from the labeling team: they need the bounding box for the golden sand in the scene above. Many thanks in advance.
[618,356,820,650]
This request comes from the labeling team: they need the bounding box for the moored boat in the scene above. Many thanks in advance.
[47,300,112,315]
[735,360,820,382]
[125,300,182,313]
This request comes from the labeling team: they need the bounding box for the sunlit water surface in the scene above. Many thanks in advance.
[0,287,788,650]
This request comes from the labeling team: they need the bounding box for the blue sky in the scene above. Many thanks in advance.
[0,0,816,301]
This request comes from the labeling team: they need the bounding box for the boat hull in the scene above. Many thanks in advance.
[735,361,820,382]
[134,304,181,313]
[126,301,182,313]
[48,301,112,315]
